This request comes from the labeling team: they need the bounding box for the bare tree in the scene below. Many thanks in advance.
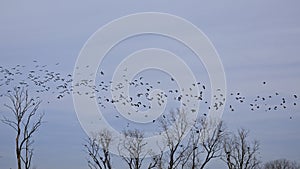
[263,159,300,169]
[186,119,226,169]
[158,109,192,169]
[84,129,113,169]
[222,128,260,169]
[1,87,43,169]
[155,109,227,169]
[118,129,155,169]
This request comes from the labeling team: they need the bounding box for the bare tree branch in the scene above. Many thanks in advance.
[264,159,300,169]
[118,129,152,169]
[222,128,260,169]
[1,87,43,169]
[158,109,191,169]
[84,129,113,169]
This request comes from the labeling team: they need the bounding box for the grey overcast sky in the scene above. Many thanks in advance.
[1,1,300,169]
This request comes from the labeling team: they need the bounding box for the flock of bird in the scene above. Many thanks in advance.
[0,60,299,122]
[0,61,73,102]
[227,82,298,116]
[73,65,216,118]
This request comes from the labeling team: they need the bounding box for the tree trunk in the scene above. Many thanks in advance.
[16,130,21,169]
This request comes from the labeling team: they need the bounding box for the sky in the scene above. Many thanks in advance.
[1,0,300,169]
